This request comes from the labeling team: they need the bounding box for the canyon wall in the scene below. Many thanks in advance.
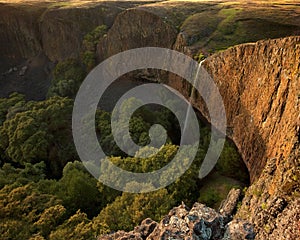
[40,4,123,62]
[168,37,300,183]
[0,4,44,67]
[179,37,300,239]
[0,1,144,69]
[97,8,178,62]
[95,7,299,184]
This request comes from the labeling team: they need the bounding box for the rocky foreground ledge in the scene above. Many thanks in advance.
[99,189,255,240]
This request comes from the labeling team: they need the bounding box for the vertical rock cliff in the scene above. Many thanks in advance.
[0,3,44,69]
[97,8,178,62]
[40,4,123,62]
[167,36,300,239]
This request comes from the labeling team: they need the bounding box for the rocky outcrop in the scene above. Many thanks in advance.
[99,190,255,240]
[96,8,178,82]
[219,188,241,219]
[97,8,178,61]
[146,203,226,240]
[100,218,157,240]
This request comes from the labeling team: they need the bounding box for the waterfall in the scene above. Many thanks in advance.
[181,59,205,144]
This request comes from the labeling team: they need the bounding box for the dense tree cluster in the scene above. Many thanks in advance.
[0,94,76,178]
[0,91,249,239]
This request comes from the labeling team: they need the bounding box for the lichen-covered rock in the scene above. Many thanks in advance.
[99,218,157,240]
[99,194,254,240]
[99,230,143,240]
[219,188,241,219]
[134,218,158,239]
[139,202,227,240]
[222,219,255,240]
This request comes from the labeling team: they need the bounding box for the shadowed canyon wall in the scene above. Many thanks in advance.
[0,1,149,69]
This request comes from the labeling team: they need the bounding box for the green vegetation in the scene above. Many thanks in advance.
[81,25,107,71]
[0,92,249,238]
[180,5,300,54]
[47,59,86,98]
[47,25,107,99]
[197,172,243,209]
[0,95,76,178]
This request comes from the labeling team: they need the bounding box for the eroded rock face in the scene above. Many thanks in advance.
[168,36,299,239]
[0,4,43,69]
[97,8,178,61]
[0,1,149,67]
[204,37,299,182]
[40,5,122,62]
[168,36,300,183]
[219,188,241,219]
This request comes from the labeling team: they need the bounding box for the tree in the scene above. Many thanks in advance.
[34,204,66,237]
[0,92,25,125]
[0,183,61,239]
[47,59,86,98]
[0,97,76,178]
[49,210,95,240]
[50,161,102,218]
[94,189,173,234]
[81,25,107,71]
[0,162,46,189]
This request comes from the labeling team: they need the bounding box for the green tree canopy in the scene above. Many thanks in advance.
[0,97,76,178]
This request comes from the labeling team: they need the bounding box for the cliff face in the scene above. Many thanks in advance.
[203,37,299,182]
[40,5,122,62]
[0,4,43,68]
[97,8,178,62]
[167,35,300,239]
[0,1,151,68]
[192,37,300,239]
[168,36,300,183]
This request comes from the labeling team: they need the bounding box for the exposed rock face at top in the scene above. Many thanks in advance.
[40,5,122,62]
[0,4,43,67]
[205,37,299,182]
[97,8,178,62]
[0,1,151,68]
